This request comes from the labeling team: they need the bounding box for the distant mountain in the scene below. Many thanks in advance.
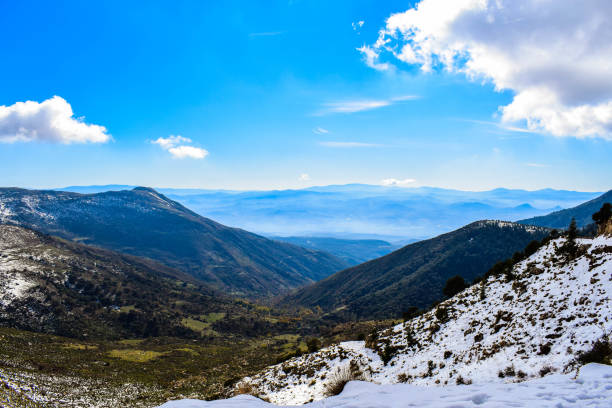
[59,185,598,240]
[519,189,612,228]
[279,221,550,320]
[0,187,347,297]
[271,236,406,266]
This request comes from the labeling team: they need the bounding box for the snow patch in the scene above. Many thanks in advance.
[157,363,612,408]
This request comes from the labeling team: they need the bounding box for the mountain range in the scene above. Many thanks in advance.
[58,184,600,240]
[0,187,347,297]
[519,189,612,228]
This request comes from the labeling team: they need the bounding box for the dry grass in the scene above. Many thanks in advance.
[324,365,364,397]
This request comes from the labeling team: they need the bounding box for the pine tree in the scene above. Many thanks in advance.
[567,218,578,243]
[564,217,578,258]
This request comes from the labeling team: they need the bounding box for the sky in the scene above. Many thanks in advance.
[0,0,611,192]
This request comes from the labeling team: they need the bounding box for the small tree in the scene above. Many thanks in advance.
[593,203,612,227]
[567,218,578,242]
[443,275,467,298]
[563,218,578,257]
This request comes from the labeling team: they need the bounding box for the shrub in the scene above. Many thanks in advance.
[435,306,450,323]
[443,276,467,298]
[578,336,612,365]
[306,337,322,353]
[402,306,421,321]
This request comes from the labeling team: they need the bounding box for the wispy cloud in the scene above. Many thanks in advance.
[318,141,382,148]
[249,31,284,37]
[318,95,418,115]
[526,163,550,168]
[352,21,364,31]
[299,173,311,181]
[357,45,392,71]
[312,127,329,135]
[152,135,208,159]
[459,118,538,135]
[381,178,416,187]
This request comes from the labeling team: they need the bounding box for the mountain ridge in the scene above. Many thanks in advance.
[0,187,348,297]
[279,220,550,320]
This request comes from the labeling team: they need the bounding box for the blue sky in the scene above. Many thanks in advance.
[0,0,610,191]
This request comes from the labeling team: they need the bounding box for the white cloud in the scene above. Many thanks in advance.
[299,173,311,181]
[312,127,329,135]
[319,141,381,148]
[526,163,550,168]
[352,21,364,31]
[368,0,612,139]
[0,96,110,144]
[320,95,417,114]
[152,135,192,149]
[152,134,208,159]
[381,178,416,186]
[167,145,208,159]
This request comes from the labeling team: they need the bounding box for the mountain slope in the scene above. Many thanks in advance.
[0,187,347,297]
[242,233,612,405]
[519,189,612,228]
[0,225,231,339]
[280,221,550,320]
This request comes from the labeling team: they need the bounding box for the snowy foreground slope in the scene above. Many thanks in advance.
[158,363,612,407]
[162,234,612,408]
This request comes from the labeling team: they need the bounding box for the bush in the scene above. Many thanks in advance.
[578,336,612,365]
[402,306,421,321]
[443,276,467,298]
[306,337,322,353]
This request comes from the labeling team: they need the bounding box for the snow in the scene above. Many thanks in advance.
[157,363,612,408]
[235,236,612,404]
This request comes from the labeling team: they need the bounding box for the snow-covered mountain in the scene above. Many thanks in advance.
[235,233,611,405]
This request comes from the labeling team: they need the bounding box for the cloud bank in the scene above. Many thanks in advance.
[365,0,612,139]
[152,135,208,159]
[0,96,110,144]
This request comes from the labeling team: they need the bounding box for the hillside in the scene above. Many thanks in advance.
[280,221,549,320]
[239,233,612,405]
[0,187,347,297]
[270,237,404,266]
[0,224,305,340]
[519,189,612,228]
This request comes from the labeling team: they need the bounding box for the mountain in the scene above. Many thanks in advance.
[0,187,348,297]
[60,185,599,240]
[519,189,612,228]
[270,237,405,266]
[238,232,612,405]
[0,224,249,339]
[279,221,550,320]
